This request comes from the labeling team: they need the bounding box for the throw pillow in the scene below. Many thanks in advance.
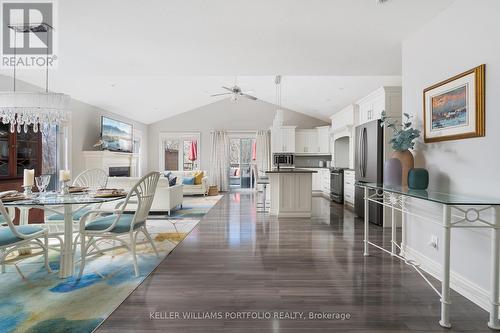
[164,171,172,178]
[168,176,177,187]
[193,171,204,185]
[182,176,195,185]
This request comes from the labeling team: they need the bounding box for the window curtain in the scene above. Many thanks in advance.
[255,130,271,177]
[209,130,229,191]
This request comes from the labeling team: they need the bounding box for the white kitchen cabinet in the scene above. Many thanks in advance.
[271,126,296,153]
[316,126,330,154]
[320,168,330,196]
[356,87,401,126]
[295,129,317,154]
[343,170,355,206]
[302,168,322,192]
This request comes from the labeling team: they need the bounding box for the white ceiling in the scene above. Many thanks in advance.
[2,0,454,123]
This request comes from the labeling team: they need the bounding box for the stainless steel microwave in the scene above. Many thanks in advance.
[273,153,295,168]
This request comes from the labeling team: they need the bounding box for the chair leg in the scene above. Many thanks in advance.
[43,233,52,273]
[142,226,159,258]
[77,235,87,280]
[130,232,139,277]
[0,249,5,274]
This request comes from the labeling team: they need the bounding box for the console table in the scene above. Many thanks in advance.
[356,182,500,330]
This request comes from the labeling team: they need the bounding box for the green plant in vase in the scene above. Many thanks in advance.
[380,111,421,151]
[380,111,421,187]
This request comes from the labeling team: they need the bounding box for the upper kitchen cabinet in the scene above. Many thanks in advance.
[316,126,330,154]
[295,126,330,155]
[271,126,296,153]
[357,86,402,125]
[295,129,317,154]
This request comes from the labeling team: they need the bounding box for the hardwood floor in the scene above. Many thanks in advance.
[98,192,490,332]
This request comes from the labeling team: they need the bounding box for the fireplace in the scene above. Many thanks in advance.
[109,166,130,177]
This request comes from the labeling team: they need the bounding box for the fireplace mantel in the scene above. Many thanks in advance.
[82,150,139,177]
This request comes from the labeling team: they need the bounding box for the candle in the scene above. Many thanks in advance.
[23,169,35,187]
[59,170,71,182]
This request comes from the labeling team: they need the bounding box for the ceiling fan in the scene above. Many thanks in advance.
[210,85,258,101]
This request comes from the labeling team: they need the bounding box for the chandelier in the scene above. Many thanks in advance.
[0,23,69,134]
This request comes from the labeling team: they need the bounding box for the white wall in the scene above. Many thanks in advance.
[148,98,328,172]
[0,75,148,178]
[402,0,500,309]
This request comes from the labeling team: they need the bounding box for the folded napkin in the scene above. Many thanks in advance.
[94,188,127,198]
[68,186,89,193]
[0,190,26,202]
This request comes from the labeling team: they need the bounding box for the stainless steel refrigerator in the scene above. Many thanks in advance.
[354,119,383,226]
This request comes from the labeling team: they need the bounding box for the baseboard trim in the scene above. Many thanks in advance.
[403,245,491,313]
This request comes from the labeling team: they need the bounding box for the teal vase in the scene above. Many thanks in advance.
[408,168,429,190]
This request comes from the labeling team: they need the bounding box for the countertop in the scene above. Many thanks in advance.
[265,168,318,174]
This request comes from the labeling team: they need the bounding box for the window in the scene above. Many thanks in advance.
[160,132,200,171]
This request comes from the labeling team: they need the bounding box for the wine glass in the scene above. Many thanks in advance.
[35,174,51,196]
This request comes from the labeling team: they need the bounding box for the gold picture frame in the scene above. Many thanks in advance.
[423,64,485,143]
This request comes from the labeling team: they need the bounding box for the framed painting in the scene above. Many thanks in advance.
[423,64,485,143]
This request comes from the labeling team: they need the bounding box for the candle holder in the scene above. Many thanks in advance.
[60,181,70,195]
[22,185,33,197]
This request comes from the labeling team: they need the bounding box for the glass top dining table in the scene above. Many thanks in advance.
[4,191,126,279]
[2,191,126,206]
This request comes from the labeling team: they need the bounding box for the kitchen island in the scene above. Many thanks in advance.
[265,168,317,218]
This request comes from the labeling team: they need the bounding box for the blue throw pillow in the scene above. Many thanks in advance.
[164,171,172,178]
[168,176,177,187]
[182,176,195,185]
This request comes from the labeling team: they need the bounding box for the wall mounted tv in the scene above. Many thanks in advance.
[101,116,133,153]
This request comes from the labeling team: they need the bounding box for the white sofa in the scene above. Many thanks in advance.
[165,170,209,196]
[105,176,184,215]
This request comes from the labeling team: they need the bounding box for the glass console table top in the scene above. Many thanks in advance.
[2,191,125,206]
[356,182,500,206]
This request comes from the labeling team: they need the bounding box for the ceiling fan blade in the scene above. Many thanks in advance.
[241,93,258,100]
[222,86,234,92]
[211,92,232,97]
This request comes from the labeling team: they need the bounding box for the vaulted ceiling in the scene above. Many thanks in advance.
[2,0,454,123]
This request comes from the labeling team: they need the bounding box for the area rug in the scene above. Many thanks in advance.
[0,195,223,333]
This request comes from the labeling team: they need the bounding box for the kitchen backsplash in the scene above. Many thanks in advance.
[294,155,331,168]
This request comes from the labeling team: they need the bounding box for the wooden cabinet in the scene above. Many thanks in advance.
[0,123,43,224]
[343,170,355,206]
[0,123,42,181]
[271,126,296,153]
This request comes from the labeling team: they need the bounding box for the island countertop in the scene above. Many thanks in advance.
[265,168,318,174]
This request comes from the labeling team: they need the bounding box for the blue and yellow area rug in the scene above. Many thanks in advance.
[0,195,222,333]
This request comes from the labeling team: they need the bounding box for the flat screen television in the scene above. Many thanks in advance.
[101,116,133,153]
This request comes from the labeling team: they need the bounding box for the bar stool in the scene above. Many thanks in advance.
[252,165,269,212]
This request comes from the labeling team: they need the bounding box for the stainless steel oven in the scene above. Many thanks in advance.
[273,153,295,168]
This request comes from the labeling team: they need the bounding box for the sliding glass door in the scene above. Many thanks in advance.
[229,137,255,189]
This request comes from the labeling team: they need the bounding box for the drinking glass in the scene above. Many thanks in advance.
[36,174,51,195]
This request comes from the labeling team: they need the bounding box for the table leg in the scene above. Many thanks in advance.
[59,204,74,278]
[364,186,369,257]
[400,198,406,256]
[440,204,452,328]
[391,204,396,256]
[18,207,32,256]
[488,206,500,330]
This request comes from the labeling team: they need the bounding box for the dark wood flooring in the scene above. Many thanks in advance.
[98,192,491,332]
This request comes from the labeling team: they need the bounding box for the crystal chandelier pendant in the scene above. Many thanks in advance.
[0,23,70,133]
